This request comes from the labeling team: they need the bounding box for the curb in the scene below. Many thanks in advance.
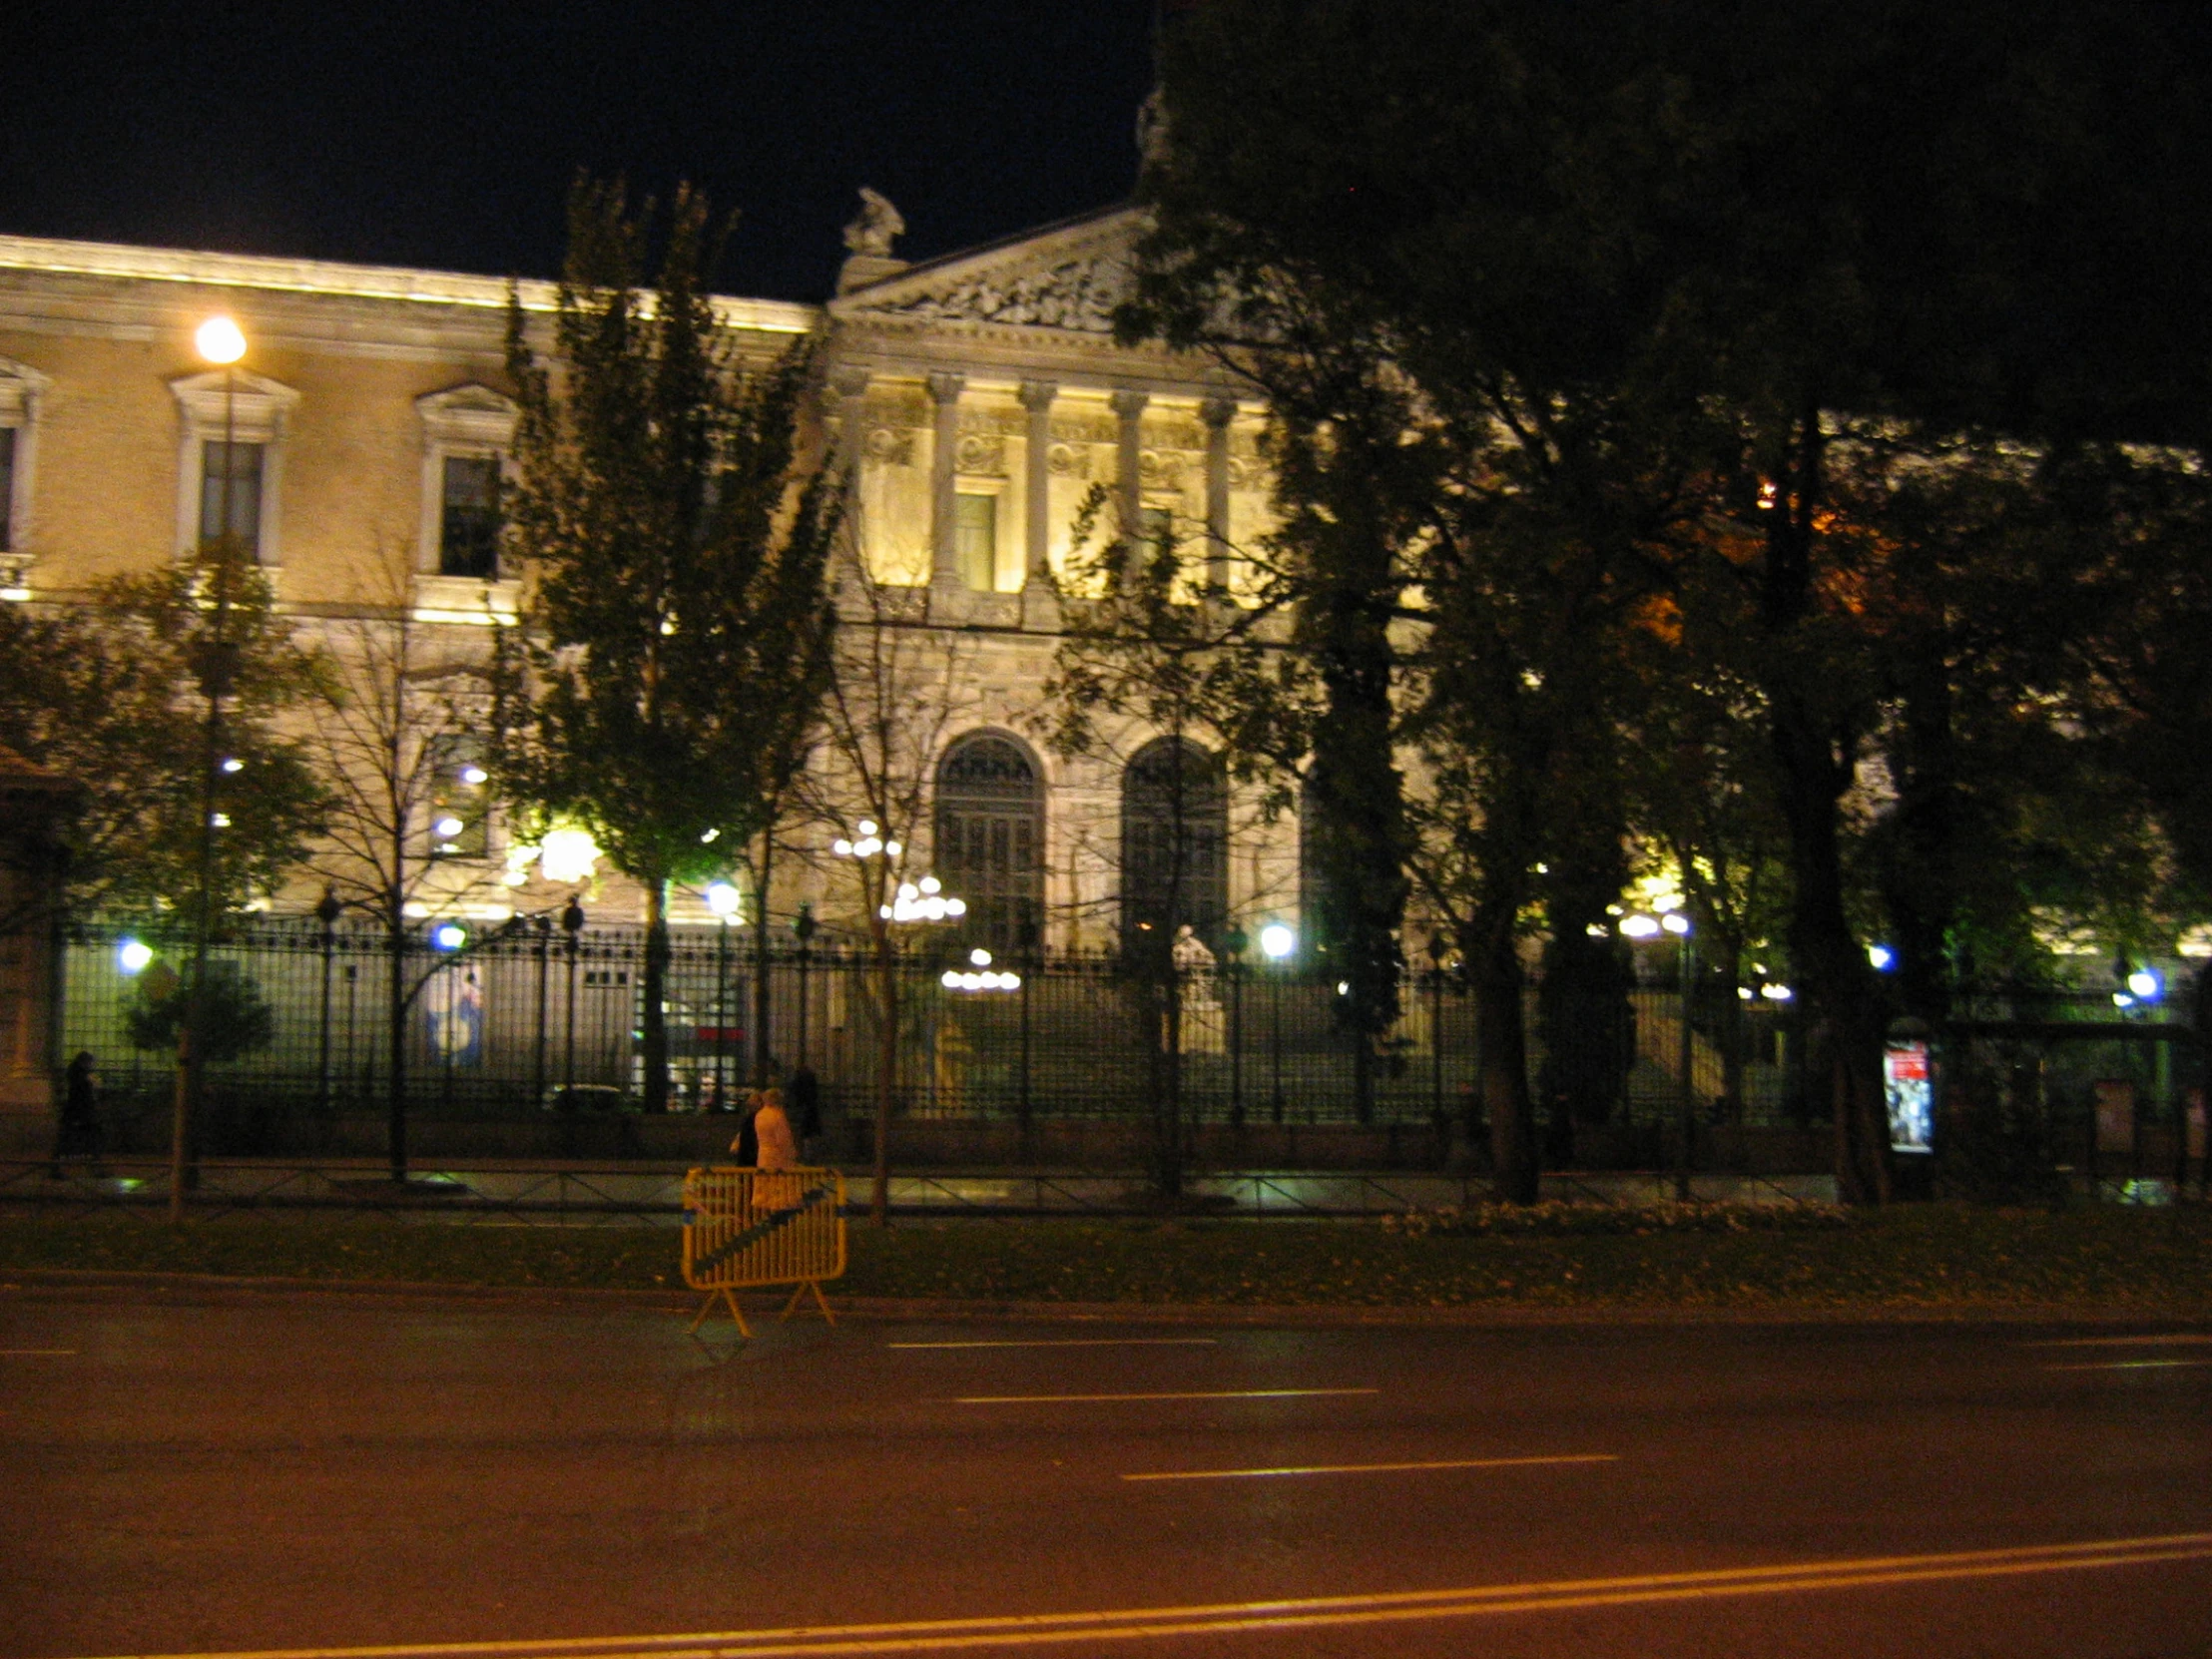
[3,1267,2207,1329]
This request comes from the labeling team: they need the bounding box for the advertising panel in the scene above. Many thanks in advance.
[1885,1040,1934,1154]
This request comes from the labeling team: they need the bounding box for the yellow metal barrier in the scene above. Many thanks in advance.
[680,1167,847,1337]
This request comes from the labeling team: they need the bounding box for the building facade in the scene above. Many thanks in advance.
[0,201,1305,954]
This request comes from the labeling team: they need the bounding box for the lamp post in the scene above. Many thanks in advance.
[561,895,585,1094]
[707,881,743,1108]
[793,902,817,1073]
[315,886,341,1115]
[1623,909,1697,1199]
[1261,923,1294,1126]
[1223,925,1248,1134]
[170,314,248,1225]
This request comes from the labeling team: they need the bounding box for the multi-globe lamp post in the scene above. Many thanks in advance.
[833,820,966,1225]
[1620,908,1697,1200]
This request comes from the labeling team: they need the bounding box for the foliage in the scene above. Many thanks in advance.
[0,548,328,931]
[496,176,840,1111]
[124,958,276,1063]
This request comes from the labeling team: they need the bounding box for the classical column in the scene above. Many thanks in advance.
[1110,388,1149,545]
[1201,394,1236,590]
[828,366,871,591]
[927,371,965,591]
[830,366,870,471]
[1017,380,1057,590]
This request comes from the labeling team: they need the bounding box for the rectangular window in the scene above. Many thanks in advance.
[0,426,15,552]
[427,737,490,859]
[199,440,265,556]
[439,455,501,579]
[954,491,997,592]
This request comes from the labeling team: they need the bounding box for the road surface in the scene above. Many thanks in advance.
[4,1283,2210,1658]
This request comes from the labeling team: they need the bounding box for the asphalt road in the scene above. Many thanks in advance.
[4,1284,2211,1659]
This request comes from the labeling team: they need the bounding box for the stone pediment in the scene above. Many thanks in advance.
[830,206,1145,339]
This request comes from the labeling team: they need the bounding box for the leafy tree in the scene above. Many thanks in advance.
[0,552,325,933]
[1135,0,2212,1202]
[1043,490,1305,1192]
[495,178,839,1114]
[126,958,274,1064]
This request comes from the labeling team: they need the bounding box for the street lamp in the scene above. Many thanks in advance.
[172,314,249,1225]
[1261,922,1294,1125]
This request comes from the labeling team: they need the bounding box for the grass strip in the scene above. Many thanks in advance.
[0,1203,2208,1313]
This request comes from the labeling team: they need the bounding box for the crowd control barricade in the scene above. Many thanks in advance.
[681,1167,847,1337]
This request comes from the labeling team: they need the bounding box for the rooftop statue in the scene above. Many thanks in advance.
[843,188,905,260]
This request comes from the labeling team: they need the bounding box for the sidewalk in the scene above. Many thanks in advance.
[1,1158,1835,1222]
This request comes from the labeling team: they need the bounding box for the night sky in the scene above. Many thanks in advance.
[0,3,1158,300]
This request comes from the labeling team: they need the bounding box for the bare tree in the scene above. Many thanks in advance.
[301,595,508,1179]
[801,552,988,1225]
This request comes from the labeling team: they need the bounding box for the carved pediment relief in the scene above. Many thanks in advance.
[832,207,1145,339]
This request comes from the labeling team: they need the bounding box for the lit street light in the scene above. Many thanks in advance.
[173,313,250,1225]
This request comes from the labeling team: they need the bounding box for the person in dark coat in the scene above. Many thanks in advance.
[789,1064,823,1152]
[49,1050,102,1175]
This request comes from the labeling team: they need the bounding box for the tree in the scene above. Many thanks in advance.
[495,178,839,1114]
[0,555,325,934]
[804,548,988,1224]
[301,598,507,1178]
[1044,489,1305,1193]
[1134,0,2212,1202]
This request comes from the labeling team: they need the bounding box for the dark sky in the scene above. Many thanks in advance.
[0,3,1157,301]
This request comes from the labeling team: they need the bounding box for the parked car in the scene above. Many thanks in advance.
[541,1085,634,1114]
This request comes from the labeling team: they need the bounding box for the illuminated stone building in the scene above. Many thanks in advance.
[0,201,1301,951]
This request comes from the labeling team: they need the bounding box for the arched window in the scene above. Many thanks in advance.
[1121,737,1228,951]
[935,734,1044,954]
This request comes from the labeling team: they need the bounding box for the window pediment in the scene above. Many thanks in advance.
[0,355,51,423]
[169,368,299,444]
[417,383,518,449]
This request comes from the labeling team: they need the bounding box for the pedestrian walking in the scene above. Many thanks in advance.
[49,1050,102,1176]
[752,1087,800,1172]
[730,1091,760,1166]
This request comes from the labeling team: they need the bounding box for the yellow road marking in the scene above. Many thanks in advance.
[2043,1359,2211,1372]
[951,1388,1377,1404]
[79,1531,2212,1659]
[1123,1452,1615,1482]
[888,1341,1218,1351]
[2030,1334,2212,1348]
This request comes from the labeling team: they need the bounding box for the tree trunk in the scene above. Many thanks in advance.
[1476,922,1538,1204]
[385,902,407,1183]
[1771,699,1892,1205]
[752,830,776,1087]
[871,909,896,1227]
[641,878,671,1114]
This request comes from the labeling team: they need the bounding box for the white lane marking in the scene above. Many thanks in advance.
[951,1387,1379,1404]
[888,1339,1218,1350]
[1124,1452,1616,1482]
[2042,1359,2212,1372]
[2028,1333,2212,1348]
[71,1531,2212,1659]
[0,1349,76,1356]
